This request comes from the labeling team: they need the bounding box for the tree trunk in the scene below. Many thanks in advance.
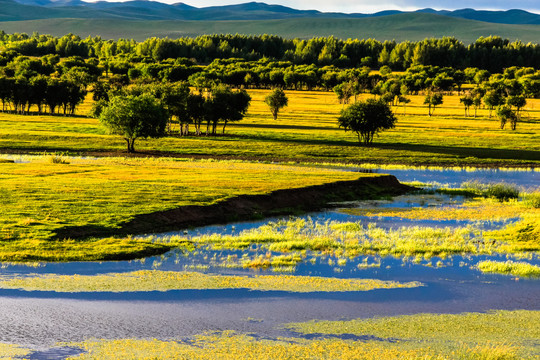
[222,120,228,134]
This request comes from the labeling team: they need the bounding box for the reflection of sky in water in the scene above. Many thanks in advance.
[349,167,539,190]
[1,193,535,283]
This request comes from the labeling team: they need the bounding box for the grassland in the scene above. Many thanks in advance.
[3,13,540,42]
[0,270,421,292]
[1,89,538,168]
[0,89,538,262]
[0,155,388,260]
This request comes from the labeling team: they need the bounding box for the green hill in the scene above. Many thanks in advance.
[1,13,540,42]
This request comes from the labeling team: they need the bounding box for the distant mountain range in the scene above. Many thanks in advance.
[2,0,540,24]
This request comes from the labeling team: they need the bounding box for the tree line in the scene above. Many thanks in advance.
[3,32,540,73]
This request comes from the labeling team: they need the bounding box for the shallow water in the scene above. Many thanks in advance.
[0,167,539,358]
[349,166,540,189]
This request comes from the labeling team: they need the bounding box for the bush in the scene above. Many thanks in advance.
[461,181,519,201]
[523,192,540,208]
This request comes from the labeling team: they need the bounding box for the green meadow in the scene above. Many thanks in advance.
[1,89,539,167]
[0,89,538,261]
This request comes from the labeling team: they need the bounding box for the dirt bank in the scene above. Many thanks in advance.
[54,175,412,239]
[128,175,412,236]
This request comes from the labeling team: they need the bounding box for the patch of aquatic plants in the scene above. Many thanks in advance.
[477,260,540,277]
[0,270,421,293]
[62,310,539,359]
[285,310,540,359]
[462,181,520,201]
[0,343,32,359]
[64,331,526,360]
[157,217,538,260]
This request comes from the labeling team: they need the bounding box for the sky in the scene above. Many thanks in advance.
[155,0,540,13]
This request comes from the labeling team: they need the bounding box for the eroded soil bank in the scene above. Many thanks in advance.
[55,175,412,239]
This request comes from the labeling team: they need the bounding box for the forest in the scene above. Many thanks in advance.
[0,32,538,146]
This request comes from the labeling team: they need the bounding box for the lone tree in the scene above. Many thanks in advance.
[337,98,397,145]
[424,91,443,117]
[99,94,168,153]
[265,88,288,120]
[496,105,518,130]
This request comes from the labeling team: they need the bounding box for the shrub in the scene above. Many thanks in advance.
[461,181,519,201]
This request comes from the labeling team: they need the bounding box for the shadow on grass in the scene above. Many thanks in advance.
[1,131,538,163]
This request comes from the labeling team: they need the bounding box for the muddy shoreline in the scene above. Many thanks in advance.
[54,175,413,239]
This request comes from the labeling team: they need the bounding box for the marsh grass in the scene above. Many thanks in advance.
[523,192,540,208]
[169,217,538,259]
[477,260,540,277]
[462,181,520,201]
[66,310,539,359]
[0,270,422,293]
[286,310,540,359]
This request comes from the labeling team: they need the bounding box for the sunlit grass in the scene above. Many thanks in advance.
[0,237,185,262]
[0,343,32,359]
[286,310,540,359]
[0,156,365,244]
[65,310,539,359]
[0,270,421,293]
[477,260,540,277]
[157,216,538,259]
[1,89,539,167]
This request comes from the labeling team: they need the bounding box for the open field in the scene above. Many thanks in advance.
[3,13,540,42]
[1,89,539,168]
[0,156,392,260]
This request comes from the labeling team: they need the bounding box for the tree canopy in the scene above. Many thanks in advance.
[337,98,397,145]
[99,94,168,152]
[264,88,288,120]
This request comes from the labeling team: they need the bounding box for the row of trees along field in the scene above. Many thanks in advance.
[3,33,540,72]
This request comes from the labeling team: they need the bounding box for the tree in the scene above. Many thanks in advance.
[496,105,518,130]
[424,91,443,116]
[460,94,473,117]
[483,90,504,118]
[265,88,288,120]
[204,85,251,135]
[333,82,354,104]
[337,98,397,145]
[99,94,168,153]
[507,95,526,117]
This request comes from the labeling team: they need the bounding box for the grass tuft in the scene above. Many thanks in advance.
[477,260,540,277]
